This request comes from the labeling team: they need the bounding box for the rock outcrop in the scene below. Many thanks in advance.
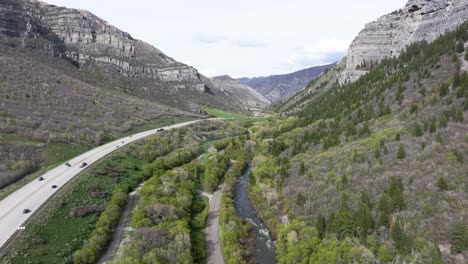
[0,0,205,84]
[0,0,252,113]
[239,63,335,102]
[341,0,468,83]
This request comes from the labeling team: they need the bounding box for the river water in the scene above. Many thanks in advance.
[234,162,277,264]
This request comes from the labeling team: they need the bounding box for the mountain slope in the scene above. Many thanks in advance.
[239,63,335,102]
[0,0,247,113]
[211,75,270,109]
[250,23,468,264]
[278,0,468,114]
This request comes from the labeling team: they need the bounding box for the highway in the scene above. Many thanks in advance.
[0,118,211,248]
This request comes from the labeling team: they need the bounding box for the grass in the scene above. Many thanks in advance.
[204,107,250,119]
[0,116,195,201]
[1,145,147,264]
[0,142,92,202]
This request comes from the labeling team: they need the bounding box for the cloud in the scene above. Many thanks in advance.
[235,39,266,48]
[192,33,228,44]
[288,38,350,67]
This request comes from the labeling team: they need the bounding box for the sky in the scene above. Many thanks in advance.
[42,0,407,78]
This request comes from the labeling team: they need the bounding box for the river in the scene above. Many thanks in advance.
[234,162,277,264]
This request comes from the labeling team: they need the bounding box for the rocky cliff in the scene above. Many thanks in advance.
[341,0,468,83]
[239,63,335,102]
[0,0,205,83]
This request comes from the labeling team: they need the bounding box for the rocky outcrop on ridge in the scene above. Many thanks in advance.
[341,0,468,83]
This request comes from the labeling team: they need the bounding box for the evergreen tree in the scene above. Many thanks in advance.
[431,244,443,264]
[437,177,448,191]
[413,123,423,137]
[439,114,448,128]
[315,213,326,239]
[397,145,406,159]
[456,41,465,53]
[391,220,412,254]
[377,194,391,227]
[451,221,468,253]
[356,205,374,239]
[395,132,401,141]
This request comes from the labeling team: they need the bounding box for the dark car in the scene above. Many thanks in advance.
[157,128,165,132]
[51,185,58,189]
[23,209,31,214]
[79,162,88,168]
[65,162,71,167]
[38,176,44,181]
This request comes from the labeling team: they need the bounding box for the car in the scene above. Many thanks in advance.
[116,145,120,148]
[65,162,71,167]
[38,176,44,181]
[79,162,88,168]
[157,128,165,132]
[122,141,125,144]
[51,185,58,189]
[23,209,31,214]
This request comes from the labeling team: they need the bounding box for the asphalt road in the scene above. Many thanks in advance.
[0,118,211,248]
[204,183,224,264]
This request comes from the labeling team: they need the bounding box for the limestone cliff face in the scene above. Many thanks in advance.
[341,0,468,83]
[0,0,203,83]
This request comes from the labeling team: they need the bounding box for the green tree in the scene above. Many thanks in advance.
[437,177,448,191]
[391,220,412,254]
[397,145,406,159]
[451,221,468,253]
[439,114,448,128]
[395,132,401,141]
[315,213,326,239]
[456,41,465,53]
[377,194,391,227]
[431,244,443,264]
[356,205,374,239]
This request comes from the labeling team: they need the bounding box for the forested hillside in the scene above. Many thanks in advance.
[248,23,468,263]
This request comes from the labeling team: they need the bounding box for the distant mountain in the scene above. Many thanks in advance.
[238,63,335,102]
[0,0,250,144]
[211,75,270,109]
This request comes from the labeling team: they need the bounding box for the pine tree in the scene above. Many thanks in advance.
[413,123,423,137]
[315,213,326,239]
[395,132,401,141]
[357,205,374,239]
[391,220,412,254]
[439,114,448,128]
[431,244,443,264]
[451,221,468,253]
[397,145,406,159]
[377,194,391,227]
[456,41,465,53]
[437,177,448,191]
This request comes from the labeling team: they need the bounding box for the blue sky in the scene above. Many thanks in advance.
[42,0,407,77]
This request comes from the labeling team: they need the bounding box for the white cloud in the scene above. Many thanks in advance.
[288,38,350,67]
[192,33,228,44]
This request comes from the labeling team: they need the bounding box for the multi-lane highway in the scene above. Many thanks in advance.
[0,118,211,248]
